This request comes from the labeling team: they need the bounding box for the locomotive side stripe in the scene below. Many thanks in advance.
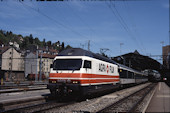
[50,73,80,78]
[80,79,119,84]
[49,77,119,80]
[49,73,119,78]
[49,73,120,86]
[81,81,120,86]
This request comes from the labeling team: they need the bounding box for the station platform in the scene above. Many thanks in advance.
[146,82,170,112]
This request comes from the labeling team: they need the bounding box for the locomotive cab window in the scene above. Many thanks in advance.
[53,59,82,70]
[83,60,91,69]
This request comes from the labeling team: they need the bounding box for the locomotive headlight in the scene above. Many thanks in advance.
[52,81,56,83]
[72,81,78,84]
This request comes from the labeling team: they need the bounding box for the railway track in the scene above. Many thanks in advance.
[98,83,157,113]
[0,86,47,94]
[0,83,156,113]
[0,95,75,113]
[3,100,74,113]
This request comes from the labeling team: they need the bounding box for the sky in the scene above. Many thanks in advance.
[0,0,169,62]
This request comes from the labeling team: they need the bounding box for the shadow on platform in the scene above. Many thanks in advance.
[165,81,170,87]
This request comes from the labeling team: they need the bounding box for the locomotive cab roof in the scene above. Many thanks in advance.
[58,48,117,64]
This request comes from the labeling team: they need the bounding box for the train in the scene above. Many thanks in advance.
[47,48,148,97]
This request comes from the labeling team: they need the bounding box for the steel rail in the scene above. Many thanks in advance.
[128,83,156,112]
[1,94,75,113]
[3,100,75,113]
[98,83,156,113]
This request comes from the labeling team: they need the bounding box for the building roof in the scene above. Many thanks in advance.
[112,51,163,71]
[38,53,56,59]
[26,52,57,59]
[112,51,167,77]
[0,46,10,55]
[49,48,58,53]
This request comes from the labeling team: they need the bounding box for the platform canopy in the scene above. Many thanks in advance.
[112,50,166,76]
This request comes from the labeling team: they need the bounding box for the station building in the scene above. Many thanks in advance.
[162,45,170,69]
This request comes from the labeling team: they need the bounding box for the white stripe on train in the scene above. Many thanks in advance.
[81,81,120,86]
[49,77,119,80]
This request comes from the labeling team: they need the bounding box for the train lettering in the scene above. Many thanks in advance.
[99,63,106,72]
[110,66,114,73]
[99,64,114,73]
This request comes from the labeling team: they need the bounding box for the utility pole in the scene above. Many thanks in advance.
[120,43,124,55]
[160,41,164,64]
[169,0,170,69]
[88,40,90,51]
[35,50,38,81]
[9,42,14,81]
[39,51,42,81]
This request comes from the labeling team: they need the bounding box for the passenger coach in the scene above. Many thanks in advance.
[118,64,148,86]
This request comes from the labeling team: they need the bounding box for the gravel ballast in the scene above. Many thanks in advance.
[45,83,153,113]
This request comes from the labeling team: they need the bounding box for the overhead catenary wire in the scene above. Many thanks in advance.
[19,1,117,57]
[105,1,145,54]
[19,1,131,55]
[19,1,53,36]
[111,1,143,52]
[65,2,96,36]
[19,1,89,39]
[122,0,146,54]
[17,1,146,58]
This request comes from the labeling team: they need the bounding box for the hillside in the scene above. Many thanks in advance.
[0,30,71,51]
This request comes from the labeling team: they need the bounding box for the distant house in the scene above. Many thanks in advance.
[0,47,24,81]
[49,48,58,55]
[25,51,56,80]
[39,46,59,55]
[26,45,59,55]
[26,44,38,53]
[0,46,9,80]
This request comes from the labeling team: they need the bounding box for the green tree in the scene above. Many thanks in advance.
[29,34,34,44]
[34,37,41,46]
[61,42,64,49]
[47,41,52,48]
[43,38,46,46]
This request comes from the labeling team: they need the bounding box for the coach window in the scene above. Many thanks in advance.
[128,71,133,78]
[119,69,127,78]
[83,60,91,69]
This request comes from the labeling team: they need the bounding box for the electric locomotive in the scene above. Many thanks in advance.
[47,48,148,96]
[47,48,120,96]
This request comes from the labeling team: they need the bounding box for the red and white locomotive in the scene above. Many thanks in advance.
[47,48,148,96]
